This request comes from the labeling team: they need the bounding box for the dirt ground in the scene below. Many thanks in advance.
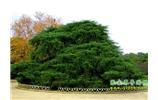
[11,81,147,100]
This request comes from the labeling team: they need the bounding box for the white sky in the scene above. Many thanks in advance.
[9,0,156,53]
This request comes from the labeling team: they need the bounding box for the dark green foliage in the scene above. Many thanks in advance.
[11,61,40,79]
[12,20,147,89]
[123,52,148,74]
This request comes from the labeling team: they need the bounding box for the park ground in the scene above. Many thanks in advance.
[11,80,147,100]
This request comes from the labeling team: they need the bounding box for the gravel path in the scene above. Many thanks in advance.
[11,81,147,100]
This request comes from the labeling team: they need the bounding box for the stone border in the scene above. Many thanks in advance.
[17,82,147,92]
[58,87,147,92]
[58,87,110,92]
[18,83,50,90]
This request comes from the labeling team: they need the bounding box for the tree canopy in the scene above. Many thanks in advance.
[12,20,146,89]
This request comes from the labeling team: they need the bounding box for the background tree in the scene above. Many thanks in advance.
[11,15,33,39]
[11,12,61,64]
[33,12,60,33]
[123,53,148,74]
[11,12,60,40]
[11,37,31,64]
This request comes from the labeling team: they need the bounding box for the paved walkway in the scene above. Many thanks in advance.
[11,81,147,100]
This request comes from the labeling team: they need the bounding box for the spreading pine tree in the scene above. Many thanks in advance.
[12,20,146,89]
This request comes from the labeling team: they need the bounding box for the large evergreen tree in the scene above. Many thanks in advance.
[12,20,146,89]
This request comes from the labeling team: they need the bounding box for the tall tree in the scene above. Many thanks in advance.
[12,20,146,88]
[11,12,60,39]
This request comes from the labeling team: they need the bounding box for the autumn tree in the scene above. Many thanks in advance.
[33,12,60,33]
[11,12,60,39]
[11,12,61,63]
[11,15,33,39]
[11,37,31,64]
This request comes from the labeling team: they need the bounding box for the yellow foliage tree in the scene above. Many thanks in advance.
[11,12,61,63]
[11,37,32,64]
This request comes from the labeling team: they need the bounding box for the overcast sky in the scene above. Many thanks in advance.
[9,0,156,53]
